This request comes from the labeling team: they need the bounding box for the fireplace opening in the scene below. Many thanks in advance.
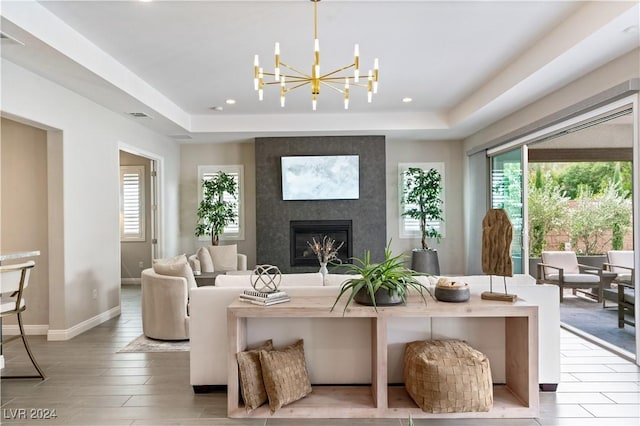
[290,220,352,266]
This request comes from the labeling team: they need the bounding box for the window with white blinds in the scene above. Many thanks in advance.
[120,165,145,241]
[399,162,446,239]
[197,165,245,240]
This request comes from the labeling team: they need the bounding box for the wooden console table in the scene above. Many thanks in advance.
[227,295,539,419]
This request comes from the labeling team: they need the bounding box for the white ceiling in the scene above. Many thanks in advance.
[1,0,638,143]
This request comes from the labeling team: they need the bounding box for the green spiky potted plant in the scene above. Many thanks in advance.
[331,242,431,314]
[402,167,444,274]
[194,171,238,245]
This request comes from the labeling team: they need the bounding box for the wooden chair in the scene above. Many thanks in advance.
[0,261,46,379]
[537,251,605,303]
[603,250,635,328]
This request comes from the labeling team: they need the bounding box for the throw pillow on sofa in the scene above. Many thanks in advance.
[259,339,312,413]
[197,247,214,273]
[208,244,238,272]
[236,339,274,411]
[153,254,188,265]
[152,254,197,290]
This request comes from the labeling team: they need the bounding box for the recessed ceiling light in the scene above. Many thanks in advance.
[210,106,224,111]
[225,99,236,105]
[402,97,413,103]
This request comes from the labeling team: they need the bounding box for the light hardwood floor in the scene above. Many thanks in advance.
[1,286,639,425]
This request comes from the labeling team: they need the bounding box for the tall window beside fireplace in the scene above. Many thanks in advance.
[197,165,245,240]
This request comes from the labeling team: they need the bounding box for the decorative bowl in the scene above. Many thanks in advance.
[434,285,470,303]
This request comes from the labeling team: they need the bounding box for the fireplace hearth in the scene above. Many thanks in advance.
[290,220,352,266]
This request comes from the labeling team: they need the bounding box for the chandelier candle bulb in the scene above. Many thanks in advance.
[253,55,260,90]
[274,42,280,80]
[354,44,360,82]
[280,76,286,107]
[344,77,350,109]
[258,67,264,100]
[373,58,379,93]
[367,70,373,102]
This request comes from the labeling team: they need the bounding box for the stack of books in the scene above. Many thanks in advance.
[239,289,290,306]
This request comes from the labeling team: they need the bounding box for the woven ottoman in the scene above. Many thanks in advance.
[403,339,493,413]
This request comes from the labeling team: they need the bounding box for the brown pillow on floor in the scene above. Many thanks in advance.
[236,339,274,411]
[259,339,312,413]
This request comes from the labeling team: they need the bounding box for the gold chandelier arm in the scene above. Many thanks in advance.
[320,63,356,79]
[320,76,368,88]
[265,80,311,90]
[279,61,311,79]
[288,81,311,91]
[319,80,345,94]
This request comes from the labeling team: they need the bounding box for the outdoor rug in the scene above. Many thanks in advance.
[118,334,190,353]
[560,295,635,354]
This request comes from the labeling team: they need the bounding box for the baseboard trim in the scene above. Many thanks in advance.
[121,278,141,285]
[47,306,121,341]
[2,324,49,335]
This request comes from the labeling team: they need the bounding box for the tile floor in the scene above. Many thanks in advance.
[0,286,639,425]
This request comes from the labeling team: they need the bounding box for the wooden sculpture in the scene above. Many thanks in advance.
[481,208,516,302]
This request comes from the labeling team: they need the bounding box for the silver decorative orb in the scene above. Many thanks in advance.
[250,264,282,293]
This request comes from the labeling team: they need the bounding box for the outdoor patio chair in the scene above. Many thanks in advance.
[537,251,605,303]
[603,250,635,328]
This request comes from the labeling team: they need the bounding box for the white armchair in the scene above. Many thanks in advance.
[603,250,635,328]
[537,251,605,303]
[141,268,191,340]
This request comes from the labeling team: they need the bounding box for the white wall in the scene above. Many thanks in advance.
[385,138,464,275]
[1,118,49,329]
[1,59,181,337]
[180,142,257,267]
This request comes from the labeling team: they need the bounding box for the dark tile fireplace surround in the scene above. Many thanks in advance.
[256,136,387,273]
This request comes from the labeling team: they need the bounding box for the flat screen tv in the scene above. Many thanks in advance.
[281,155,359,200]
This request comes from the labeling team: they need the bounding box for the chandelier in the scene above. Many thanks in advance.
[253,0,379,110]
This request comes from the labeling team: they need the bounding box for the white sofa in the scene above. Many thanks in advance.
[189,273,560,392]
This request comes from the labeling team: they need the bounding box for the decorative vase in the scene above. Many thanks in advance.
[411,249,440,275]
[319,262,328,280]
[354,287,404,306]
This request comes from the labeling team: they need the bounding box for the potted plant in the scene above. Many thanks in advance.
[194,171,238,245]
[331,242,432,314]
[402,167,443,274]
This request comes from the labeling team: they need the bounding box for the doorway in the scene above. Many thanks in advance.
[119,150,158,285]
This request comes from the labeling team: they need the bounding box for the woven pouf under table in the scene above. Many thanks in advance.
[403,339,493,413]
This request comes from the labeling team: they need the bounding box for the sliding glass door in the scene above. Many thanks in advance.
[490,147,527,274]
